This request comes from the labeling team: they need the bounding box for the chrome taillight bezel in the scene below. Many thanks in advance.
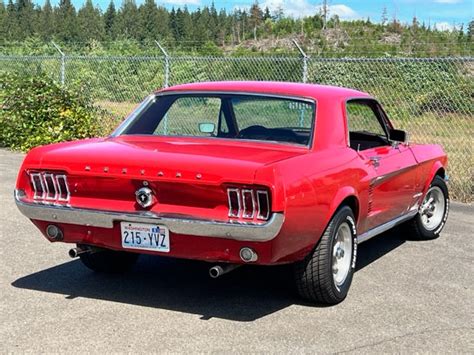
[30,172,46,200]
[256,190,270,220]
[227,188,241,218]
[29,171,70,203]
[55,175,70,202]
[241,189,256,219]
[43,173,58,200]
[227,187,270,221]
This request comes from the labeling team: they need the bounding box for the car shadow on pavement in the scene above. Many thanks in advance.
[12,230,405,321]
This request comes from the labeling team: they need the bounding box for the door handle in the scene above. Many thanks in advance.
[369,156,380,168]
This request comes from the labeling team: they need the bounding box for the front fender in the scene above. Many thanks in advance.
[423,160,446,194]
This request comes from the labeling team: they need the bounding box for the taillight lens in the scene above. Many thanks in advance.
[29,172,70,202]
[227,187,270,221]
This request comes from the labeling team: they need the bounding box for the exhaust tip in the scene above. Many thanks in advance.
[209,266,223,279]
[68,246,89,258]
[68,248,79,258]
[46,224,63,241]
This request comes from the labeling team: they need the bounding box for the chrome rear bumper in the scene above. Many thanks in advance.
[14,190,284,242]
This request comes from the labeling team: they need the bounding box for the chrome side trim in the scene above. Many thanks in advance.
[357,210,418,244]
[14,190,284,242]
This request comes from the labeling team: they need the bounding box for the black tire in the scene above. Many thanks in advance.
[404,175,449,240]
[78,244,139,273]
[294,206,357,305]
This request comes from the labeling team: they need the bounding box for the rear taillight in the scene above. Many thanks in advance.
[227,187,270,221]
[29,172,70,203]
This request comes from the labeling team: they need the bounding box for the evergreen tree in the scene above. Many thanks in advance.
[4,0,20,40]
[77,0,105,42]
[55,0,78,42]
[249,1,263,40]
[38,0,54,40]
[104,1,116,39]
[115,0,140,39]
[0,2,6,40]
[16,0,36,39]
[468,20,473,40]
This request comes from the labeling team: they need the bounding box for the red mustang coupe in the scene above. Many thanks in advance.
[15,81,449,304]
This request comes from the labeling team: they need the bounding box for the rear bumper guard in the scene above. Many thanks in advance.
[14,190,284,242]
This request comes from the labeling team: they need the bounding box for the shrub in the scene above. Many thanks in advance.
[0,73,105,151]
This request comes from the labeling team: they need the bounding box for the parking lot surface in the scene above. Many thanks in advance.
[0,149,472,353]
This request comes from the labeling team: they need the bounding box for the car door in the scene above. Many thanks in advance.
[346,99,418,231]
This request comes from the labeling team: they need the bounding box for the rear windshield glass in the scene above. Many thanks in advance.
[116,93,316,146]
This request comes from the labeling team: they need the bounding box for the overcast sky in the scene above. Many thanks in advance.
[31,0,473,31]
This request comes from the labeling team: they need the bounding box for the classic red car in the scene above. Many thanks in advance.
[15,81,449,304]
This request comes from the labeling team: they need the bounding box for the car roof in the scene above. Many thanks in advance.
[158,81,372,101]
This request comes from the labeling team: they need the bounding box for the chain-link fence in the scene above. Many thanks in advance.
[0,54,472,201]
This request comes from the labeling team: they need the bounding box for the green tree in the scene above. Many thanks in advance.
[0,2,7,40]
[249,1,263,40]
[38,0,54,40]
[77,0,105,42]
[138,0,170,41]
[114,0,140,39]
[16,0,36,39]
[103,0,116,39]
[55,0,78,42]
[4,0,20,40]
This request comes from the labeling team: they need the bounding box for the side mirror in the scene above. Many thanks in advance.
[198,123,215,134]
[389,129,407,143]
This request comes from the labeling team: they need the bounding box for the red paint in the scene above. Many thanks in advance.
[16,82,447,265]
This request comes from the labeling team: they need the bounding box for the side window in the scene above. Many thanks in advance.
[155,97,221,136]
[346,100,388,150]
[347,101,386,135]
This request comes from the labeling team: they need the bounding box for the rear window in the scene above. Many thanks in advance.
[117,93,316,146]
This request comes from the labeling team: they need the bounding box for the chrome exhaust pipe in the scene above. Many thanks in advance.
[68,246,89,258]
[209,264,240,279]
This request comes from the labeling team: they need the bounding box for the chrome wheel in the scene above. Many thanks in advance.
[420,186,446,231]
[332,222,352,287]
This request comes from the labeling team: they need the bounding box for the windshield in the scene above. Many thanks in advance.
[116,93,316,146]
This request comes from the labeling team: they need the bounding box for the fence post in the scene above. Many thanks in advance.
[155,40,170,88]
[52,41,65,85]
[292,39,308,84]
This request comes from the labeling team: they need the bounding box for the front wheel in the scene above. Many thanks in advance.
[405,175,449,240]
[294,206,357,305]
[78,244,139,273]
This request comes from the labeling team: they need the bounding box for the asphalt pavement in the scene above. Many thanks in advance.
[0,148,472,353]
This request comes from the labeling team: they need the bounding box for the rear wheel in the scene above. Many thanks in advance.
[405,175,449,240]
[78,244,139,273]
[294,206,357,304]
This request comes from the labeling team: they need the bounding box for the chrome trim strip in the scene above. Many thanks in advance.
[371,165,417,187]
[14,190,284,242]
[357,210,418,244]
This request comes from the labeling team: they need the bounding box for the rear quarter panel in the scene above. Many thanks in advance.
[255,147,370,262]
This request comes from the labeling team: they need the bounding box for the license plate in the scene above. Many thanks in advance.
[120,222,170,252]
